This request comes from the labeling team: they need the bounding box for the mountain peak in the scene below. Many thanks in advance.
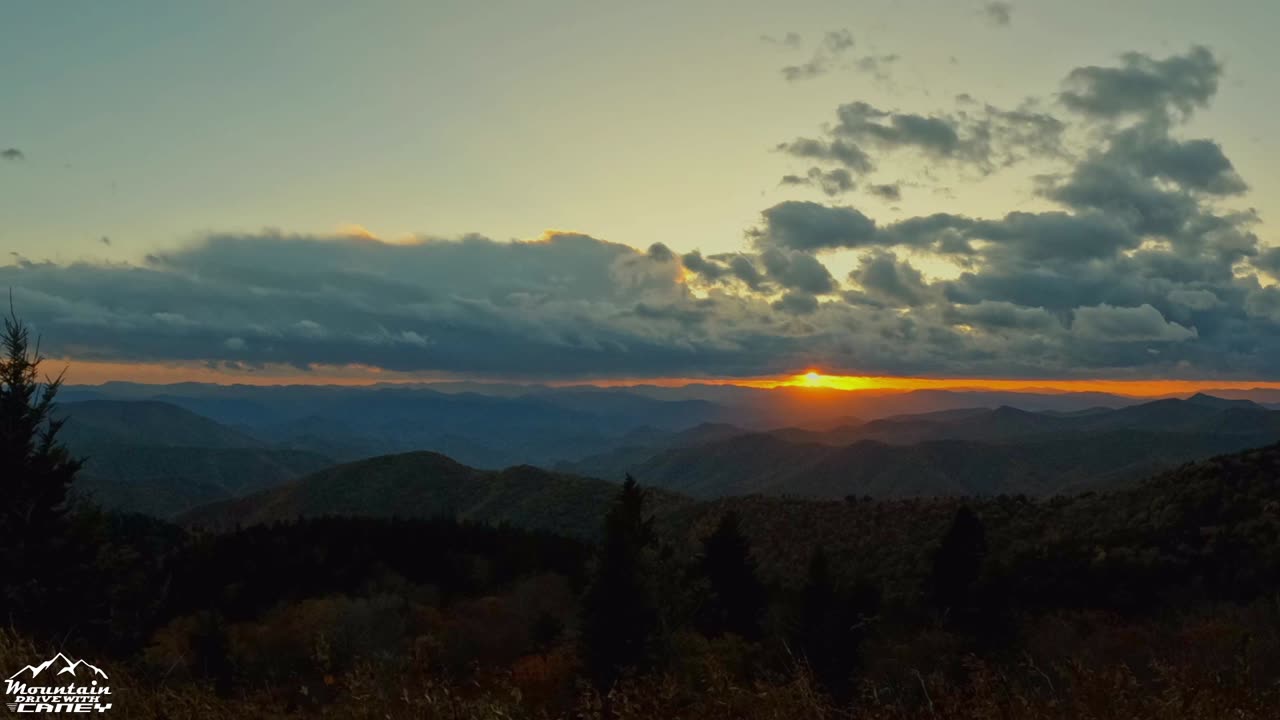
[1185,393,1262,410]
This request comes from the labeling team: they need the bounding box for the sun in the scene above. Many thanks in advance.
[803,370,824,386]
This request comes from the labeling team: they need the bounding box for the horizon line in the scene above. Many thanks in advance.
[48,359,1280,398]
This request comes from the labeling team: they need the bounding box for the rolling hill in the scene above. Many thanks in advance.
[74,446,333,518]
[176,437,1280,610]
[664,439,1280,599]
[180,451,694,539]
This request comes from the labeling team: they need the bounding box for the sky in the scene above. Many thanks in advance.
[4,1,1280,389]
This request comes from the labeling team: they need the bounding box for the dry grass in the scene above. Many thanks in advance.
[4,626,1276,719]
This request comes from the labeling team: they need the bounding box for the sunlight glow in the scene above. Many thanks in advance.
[46,358,1280,398]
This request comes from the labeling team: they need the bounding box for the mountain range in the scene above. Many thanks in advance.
[180,429,1280,605]
[556,393,1280,498]
[53,383,1280,519]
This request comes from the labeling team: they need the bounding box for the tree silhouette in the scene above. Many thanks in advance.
[580,476,658,691]
[0,308,83,630]
[793,547,879,697]
[927,506,987,618]
[696,511,766,640]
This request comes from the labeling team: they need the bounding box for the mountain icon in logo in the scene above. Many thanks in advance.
[6,653,108,681]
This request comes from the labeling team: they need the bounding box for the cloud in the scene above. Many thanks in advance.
[982,2,1013,27]
[1106,123,1246,195]
[780,167,856,196]
[750,201,878,252]
[1,148,23,161]
[760,248,837,294]
[760,32,803,49]
[866,183,902,201]
[1071,304,1197,342]
[776,138,874,174]
[782,99,1065,181]
[1059,46,1221,123]
[853,54,900,82]
[834,101,966,158]
[772,291,820,315]
[752,204,1134,262]
[850,251,933,307]
[781,29,854,82]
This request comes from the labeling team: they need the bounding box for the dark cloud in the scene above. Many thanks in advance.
[772,291,820,315]
[850,251,932,307]
[760,248,837,294]
[834,101,966,159]
[680,250,728,282]
[866,183,902,201]
[682,252,771,292]
[1106,122,1246,195]
[1254,248,1280,279]
[726,254,768,291]
[1038,160,1196,238]
[784,99,1065,179]
[646,242,676,262]
[776,138,874,174]
[982,2,1013,26]
[944,301,1059,333]
[750,201,878,252]
[780,167,856,196]
[754,204,1135,263]
[1059,46,1220,123]
[1071,303,1196,342]
[972,211,1139,263]
[1,148,24,161]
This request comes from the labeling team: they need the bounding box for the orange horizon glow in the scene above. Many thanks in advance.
[41,358,1280,398]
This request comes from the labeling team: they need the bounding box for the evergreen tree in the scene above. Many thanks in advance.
[927,506,987,617]
[696,511,766,640]
[580,476,658,691]
[0,308,83,630]
[794,547,879,698]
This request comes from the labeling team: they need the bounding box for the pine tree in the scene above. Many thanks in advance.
[696,511,766,640]
[794,547,879,698]
[580,476,658,691]
[0,308,83,629]
[927,506,987,617]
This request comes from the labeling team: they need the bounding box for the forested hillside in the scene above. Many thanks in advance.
[182,451,694,539]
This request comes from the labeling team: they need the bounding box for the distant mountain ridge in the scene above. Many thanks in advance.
[57,400,334,517]
[57,400,264,449]
[54,386,1280,517]
[558,394,1280,498]
[60,382,1162,470]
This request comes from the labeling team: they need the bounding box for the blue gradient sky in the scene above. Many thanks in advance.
[4,1,1280,386]
[5,1,1276,261]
